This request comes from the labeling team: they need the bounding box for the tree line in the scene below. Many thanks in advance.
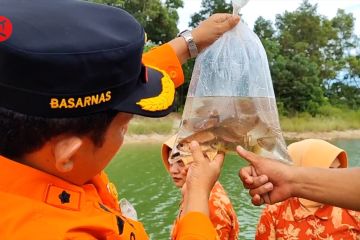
[91,0,360,116]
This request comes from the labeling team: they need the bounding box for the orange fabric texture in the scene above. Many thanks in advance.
[142,43,184,88]
[0,155,149,240]
[256,139,359,240]
[172,182,239,240]
[256,198,360,240]
[174,212,219,240]
[0,154,217,240]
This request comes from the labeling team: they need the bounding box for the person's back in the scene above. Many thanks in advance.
[162,136,239,239]
[255,139,360,240]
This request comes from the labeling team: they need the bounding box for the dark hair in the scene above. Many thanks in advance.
[0,107,117,160]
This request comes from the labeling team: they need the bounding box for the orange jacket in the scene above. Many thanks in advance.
[0,155,217,239]
[0,44,218,240]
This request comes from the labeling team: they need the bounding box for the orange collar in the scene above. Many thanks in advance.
[0,155,106,211]
[289,198,332,221]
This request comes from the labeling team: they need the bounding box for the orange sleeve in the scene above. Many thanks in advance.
[255,206,276,240]
[175,212,218,240]
[208,184,239,240]
[142,43,184,88]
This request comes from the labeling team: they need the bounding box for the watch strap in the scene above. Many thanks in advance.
[178,30,199,58]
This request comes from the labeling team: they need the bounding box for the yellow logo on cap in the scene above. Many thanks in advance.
[50,91,111,109]
[136,66,175,112]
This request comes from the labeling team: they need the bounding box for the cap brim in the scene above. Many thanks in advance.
[113,66,175,118]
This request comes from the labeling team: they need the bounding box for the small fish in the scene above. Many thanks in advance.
[210,139,239,152]
[175,97,291,163]
[257,136,276,151]
[182,115,220,131]
[235,98,257,115]
[221,115,259,136]
[182,130,215,142]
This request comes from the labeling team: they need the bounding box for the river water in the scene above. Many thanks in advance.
[106,139,360,239]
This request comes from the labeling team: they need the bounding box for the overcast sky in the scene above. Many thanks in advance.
[177,0,360,36]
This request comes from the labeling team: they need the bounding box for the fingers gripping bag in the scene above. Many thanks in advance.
[169,0,291,164]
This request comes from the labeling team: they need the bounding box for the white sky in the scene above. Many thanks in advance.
[178,0,360,36]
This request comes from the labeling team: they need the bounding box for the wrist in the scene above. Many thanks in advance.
[168,37,190,64]
[177,29,199,59]
[184,189,210,216]
[289,166,303,198]
[190,28,205,53]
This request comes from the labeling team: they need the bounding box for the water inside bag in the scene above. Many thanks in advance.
[170,96,290,164]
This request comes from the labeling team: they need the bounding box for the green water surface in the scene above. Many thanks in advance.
[106,139,360,239]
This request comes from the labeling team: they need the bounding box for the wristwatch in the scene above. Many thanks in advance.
[177,30,199,58]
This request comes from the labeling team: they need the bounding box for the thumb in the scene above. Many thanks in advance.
[190,141,206,164]
[212,152,225,169]
[236,146,259,167]
[219,15,240,31]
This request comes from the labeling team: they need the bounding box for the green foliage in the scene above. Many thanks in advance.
[326,82,360,109]
[280,107,360,132]
[189,0,232,27]
[254,17,275,40]
[143,41,157,53]
[254,0,359,115]
[90,0,183,43]
[317,104,344,116]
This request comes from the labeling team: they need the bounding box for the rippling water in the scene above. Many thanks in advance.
[106,139,360,239]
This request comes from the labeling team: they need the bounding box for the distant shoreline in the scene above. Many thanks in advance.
[124,129,360,143]
[283,130,360,141]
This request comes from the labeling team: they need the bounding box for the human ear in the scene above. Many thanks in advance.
[54,136,82,172]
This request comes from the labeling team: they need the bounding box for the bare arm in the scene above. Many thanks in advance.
[291,167,360,210]
[168,14,240,64]
[237,146,360,211]
[174,141,224,240]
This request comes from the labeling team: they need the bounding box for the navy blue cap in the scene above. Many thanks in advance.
[0,0,175,118]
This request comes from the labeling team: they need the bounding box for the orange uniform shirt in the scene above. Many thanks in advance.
[256,198,360,240]
[0,44,218,240]
[172,182,239,240]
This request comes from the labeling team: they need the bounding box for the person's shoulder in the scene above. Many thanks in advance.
[209,182,234,214]
[343,209,360,223]
[211,181,226,193]
[209,182,230,201]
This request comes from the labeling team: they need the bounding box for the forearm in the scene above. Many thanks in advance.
[167,37,191,65]
[292,167,360,210]
[182,190,210,217]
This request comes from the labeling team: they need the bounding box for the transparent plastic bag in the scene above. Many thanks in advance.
[119,198,138,220]
[169,2,291,164]
[232,0,250,15]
